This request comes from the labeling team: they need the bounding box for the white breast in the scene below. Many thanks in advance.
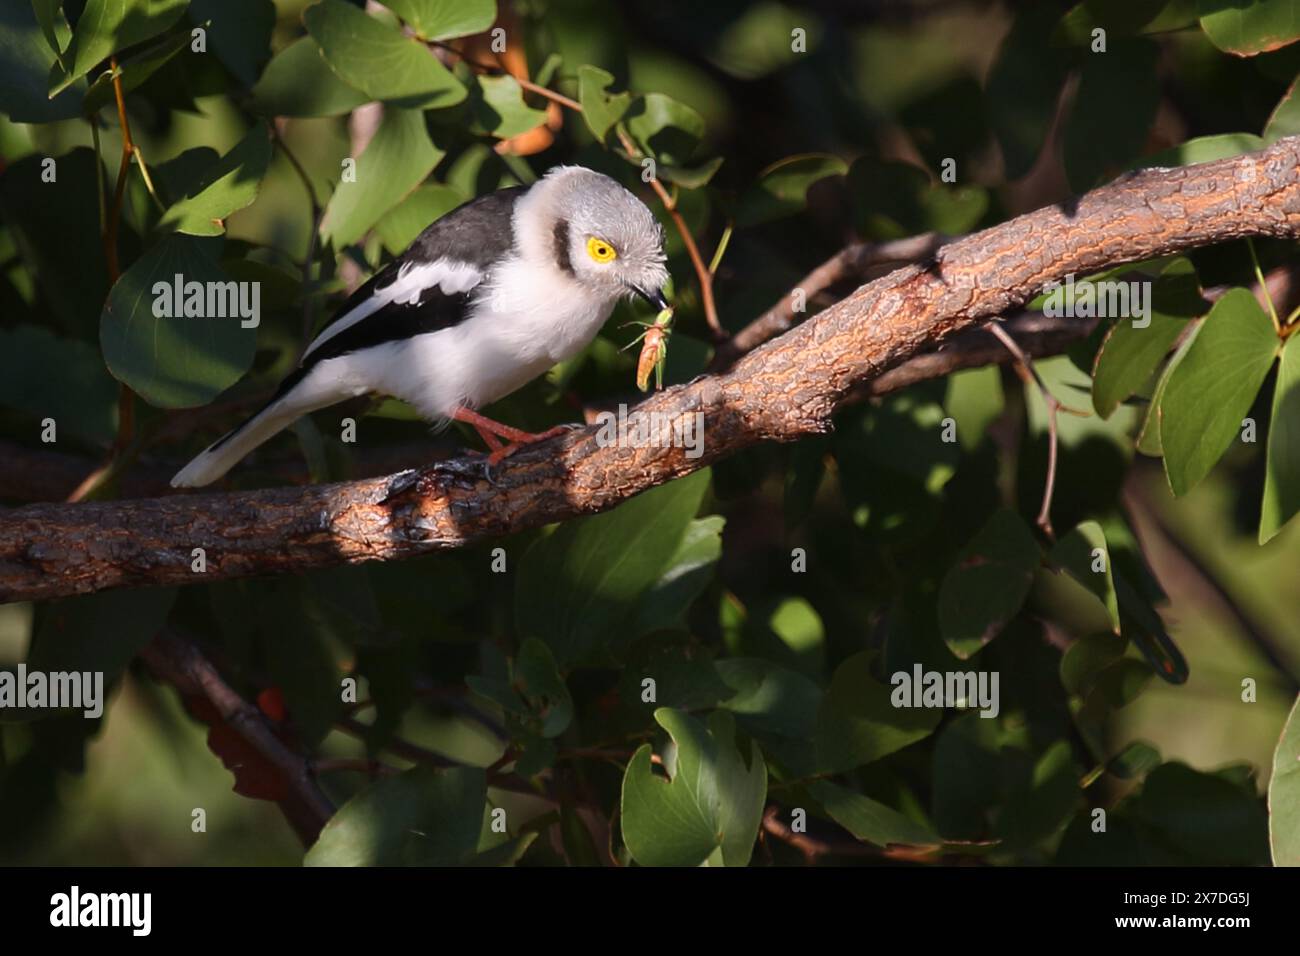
[362,254,616,423]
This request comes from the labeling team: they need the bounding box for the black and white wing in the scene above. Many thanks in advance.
[296,185,527,373]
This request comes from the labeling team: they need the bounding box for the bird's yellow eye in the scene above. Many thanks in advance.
[587,236,617,263]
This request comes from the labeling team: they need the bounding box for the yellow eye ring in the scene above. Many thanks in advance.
[587,236,617,263]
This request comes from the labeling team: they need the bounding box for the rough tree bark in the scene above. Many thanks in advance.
[3,137,1300,603]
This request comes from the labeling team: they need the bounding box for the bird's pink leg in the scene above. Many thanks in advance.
[450,407,572,465]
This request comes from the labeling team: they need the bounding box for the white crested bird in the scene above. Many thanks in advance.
[170,165,671,488]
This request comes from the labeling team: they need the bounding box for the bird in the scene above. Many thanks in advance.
[170,165,671,488]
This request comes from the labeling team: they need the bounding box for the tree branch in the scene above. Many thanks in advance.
[709,231,948,370]
[140,631,335,843]
[5,138,1300,602]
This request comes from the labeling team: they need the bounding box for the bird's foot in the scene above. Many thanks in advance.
[485,424,578,467]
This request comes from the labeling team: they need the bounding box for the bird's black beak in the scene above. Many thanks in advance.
[634,285,671,311]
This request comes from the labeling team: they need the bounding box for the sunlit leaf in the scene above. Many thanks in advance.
[1159,288,1279,496]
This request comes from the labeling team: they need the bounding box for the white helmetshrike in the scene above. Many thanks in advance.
[170,166,671,488]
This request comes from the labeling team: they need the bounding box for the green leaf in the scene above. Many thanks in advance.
[1136,317,1202,456]
[188,0,275,87]
[304,0,466,110]
[1114,570,1187,684]
[50,0,189,96]
[620,709,766,867]
[305,766,486,866]
[1127,762,1269,864]
[0,0,84,121]
[32,0,66,58]
[321,107,443,249]
[1265,77,1300,141]
[655,156,725,190]
[815,652,941,774]
[735,154,847,228]
[0,150,110,331]
[0,325,118,444]
[931,712,1010,838]
[996,740,1082,848]
[1064,39,1159,192]
[379,0,497,41]
[513,638,574,738]
[625,93,706,167]
[99,235,257,408]
[468,74,548,140]
[616,643,734,716]
[465,830,537,867]
[1269,692,1300,865]
[1060,633,1127,697]
[27,589,177,687]
[374,182,464,254]
[1049,521,1120,632]
[1056,0,1181,39]
[944,365,1004,449]
[516,470,710,666]
[1262,332,1300,542]
[709,1,819,79]
[766,597,825,671]
[1198,0,1300,56]
[622,515,725,640]
[807,780,940,848]
[577,64,630,145]
[938,510,1042,659]
[1106,739,1162,779]
[1091,261,1201,418]
[849,159,987,239]
[1160,288,1279,496]
[158,123,272,236]
[1136,132,1266,169]
[715,657,822,742]
[985,4,1070,179]
[249,37,370,117]
[82,26,191,116]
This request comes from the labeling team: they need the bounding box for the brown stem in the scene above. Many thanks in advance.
[984,320,1062,539]
[77,57,138,503]
[613,126,721,337]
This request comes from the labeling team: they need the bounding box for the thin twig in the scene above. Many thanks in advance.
[312,757,399,777]
[614,127,721,337]
[760,806,950,864]
[271,125,325,349]
[1247,238,1280,332]
[76,56,140,503]
[709,232,947,370]
[131,146,166,213]
[985,320,1074,539]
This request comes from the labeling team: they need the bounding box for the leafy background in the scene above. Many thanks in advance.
[3,0,1300,866]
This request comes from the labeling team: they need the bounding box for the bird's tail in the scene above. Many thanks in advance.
[170,366,344,488]
[169,402,299,488]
